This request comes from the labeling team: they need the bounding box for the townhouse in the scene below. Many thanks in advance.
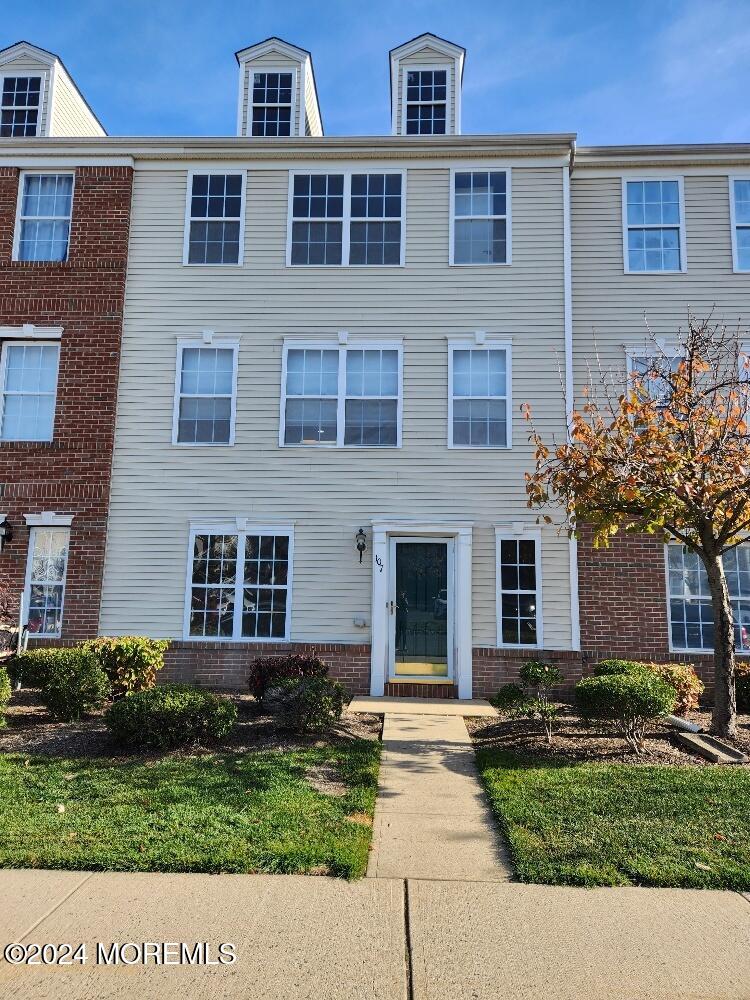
[0,32,748,696]
[0,42,131,642]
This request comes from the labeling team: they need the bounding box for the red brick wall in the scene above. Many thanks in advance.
[0,165,132,638]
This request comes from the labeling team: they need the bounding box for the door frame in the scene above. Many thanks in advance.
[370,521,473,698]
[387,535,455,683]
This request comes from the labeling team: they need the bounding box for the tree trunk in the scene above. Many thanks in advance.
[703,550,737,738]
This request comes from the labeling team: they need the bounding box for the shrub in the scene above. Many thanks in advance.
[9,647,63,689]
[264,676,346,733]
[0,666,10,729]
[594,659,704,716]
[519,660,563,691]
[737,663,750,713]
[83,636,170,699]
[575,672,676,753]
[37,648,110,722]
[491,660,564,744]
[248,653,329,704]
[105,684,237,749]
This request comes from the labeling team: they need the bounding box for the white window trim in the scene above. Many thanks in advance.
[285,169,407,268]
[182,169,246,267]
[729,174,750,273]
[182,520,294,643]
[12,170,75,262]
[24,523,70,639]
[447,338,513,450]
[399,63,452,137]
[621,175,687,275]
[171,338,239,447]
[0,72,44,138]
[449,166,512,267]
[0,340,60,443]
[248,66,297,138]
[279,338,404,448]
[494,525,544,649]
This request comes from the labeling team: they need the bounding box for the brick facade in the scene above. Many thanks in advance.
[0,165,132,638]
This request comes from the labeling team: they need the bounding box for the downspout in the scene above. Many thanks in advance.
[563,140,581,652]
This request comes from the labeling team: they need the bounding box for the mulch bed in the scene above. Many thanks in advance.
[467,704,750,766]
[0,688,381,760]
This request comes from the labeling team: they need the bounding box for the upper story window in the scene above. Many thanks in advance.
[668,543,750,652]
[288,172,405,267]
[1,76,41,136]
[281,341,402,447]
[173,342,238,446]
[0,342,60,442]
[731,178,750,272]
[14,173,73,262]
[452,171,509,265]
[449,342,511,449]
[184,173,244,265]
[624,179,684,273]
[251,72,293,136]
[405,69,447,135]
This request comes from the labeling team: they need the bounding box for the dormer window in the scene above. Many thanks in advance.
[251,71,293,136]
[1,75,41,136]
[405,69,447,135]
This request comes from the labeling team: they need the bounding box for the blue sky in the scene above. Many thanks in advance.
[3,0,750,143]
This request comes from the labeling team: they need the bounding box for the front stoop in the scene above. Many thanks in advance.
[349,696,497,717]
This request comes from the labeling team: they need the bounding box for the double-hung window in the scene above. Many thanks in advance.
[452,171,509,265]
[449,342,511,448]
[26,526,69,637]
[184,172,244,265]
[404,69,447,135]
[730,178,750,272]
[15,173,74,262]
[667,543,750,652]
[281,341,402,447]
[0,342,60,441]
[173,342,238,445]
[251,71,293,136]
[624,179,684,272]
[288,172,404,266]
[186,525,293,640]
[496,532,542,647]
[1,76,41,136]
[626,350,681,406]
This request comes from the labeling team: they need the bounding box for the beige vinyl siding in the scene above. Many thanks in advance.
[571,172,750,397]
[100,161,573,649]
[303,62,322,137]
[0,57,51,135]
[49,68,103,136]
[396,48,456,135]
[239,56,302,136]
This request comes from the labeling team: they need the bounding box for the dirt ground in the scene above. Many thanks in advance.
[0,688,381,760]
[467,705,750,766]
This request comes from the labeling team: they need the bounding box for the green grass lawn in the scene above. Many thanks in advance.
[476,748,750,889]
[0,741,379,879]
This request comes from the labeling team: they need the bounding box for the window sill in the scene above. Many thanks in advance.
[449,261,511,268]
[183,635,291,644]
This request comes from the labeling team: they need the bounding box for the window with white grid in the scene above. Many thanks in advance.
[349,174,403,265]
[405,69,447,135]
[251,72,293,136]
[453,171,508,265]
[449,344,510,448]
[497,536,541,646]
[185,173,244,264]
[1,76,41,136]
[15,173,74,262]
[667,543,750,652]
[625,179,683,272]
[26,527,69,637]
[174,344,237,445]
[0,342,59,441]
[732,179,750,271]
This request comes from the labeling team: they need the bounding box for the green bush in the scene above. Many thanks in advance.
[0,666,11,729]
[575,672,676,753]
[37,648,110,721]
[737,663,750,713]
[9,647,63,689]
[594,659,704,716]
[265,676,346,733]
[248,653,329,704]
[491,661,564,744]
[83,636,169,699]
[519,660,563,690]
[105,684,237,749]
[491,683,527,714]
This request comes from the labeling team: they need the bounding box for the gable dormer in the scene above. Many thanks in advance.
[389,33,465,137]
[0,41,105,138]
[235,37,323,138]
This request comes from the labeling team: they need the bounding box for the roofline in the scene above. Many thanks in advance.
[389,31,466,66]
[0,40,107,135]
[233,36,324,136]
[575,142,750,167]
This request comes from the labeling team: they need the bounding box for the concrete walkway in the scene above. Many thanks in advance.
[366,712,511,880]
[3,870,750,999]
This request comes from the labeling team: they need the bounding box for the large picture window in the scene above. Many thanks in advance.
[184,172,244,265]
[25,526,69,637]
[281,341,402,447]
[496,532,542,647]
[186,526,293,641]
[0,341,60,442]
[15,173,74,262]
[667,543,750,652]
[173,342,238,445]
[449,342,511,448]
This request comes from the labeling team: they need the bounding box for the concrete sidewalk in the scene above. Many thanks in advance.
[2,870,750,999]
[366,712,511,880]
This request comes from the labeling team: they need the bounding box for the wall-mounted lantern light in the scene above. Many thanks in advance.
[355,527,367,563]
[0,516,13,552]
